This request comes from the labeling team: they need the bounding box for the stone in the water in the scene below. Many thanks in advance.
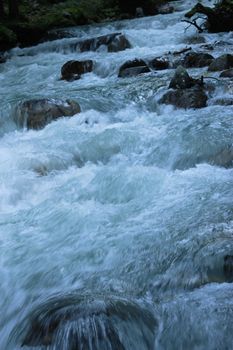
[220,69,233,78]
[61,60,93,81]
[20,294,157,349]
[208,54,233,72]
[135,7,144,17]
[150,58,169,70]
[224,255,233,282]
[15,99,81,130]
[158,3,174,14]
[210,147,233,167]
[74,33,131,53]
[169,66,195,89]
[181,51,214,68]
[159,86,207,109]
[211,97,233,106]
[118,59,150,78]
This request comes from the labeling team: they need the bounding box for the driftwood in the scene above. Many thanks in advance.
[185,2,233,33]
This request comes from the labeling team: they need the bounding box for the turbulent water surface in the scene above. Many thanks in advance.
[1,0,233,349]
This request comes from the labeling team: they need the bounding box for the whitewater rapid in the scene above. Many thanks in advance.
[0,0,233,348]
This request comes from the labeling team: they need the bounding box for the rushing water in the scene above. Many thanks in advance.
[1,0,233,349]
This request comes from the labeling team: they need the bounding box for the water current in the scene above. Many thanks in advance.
[0,0,233,348]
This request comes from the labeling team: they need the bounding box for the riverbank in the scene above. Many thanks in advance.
[0,0,172,51]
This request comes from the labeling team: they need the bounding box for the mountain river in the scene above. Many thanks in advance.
[0,0,233,348]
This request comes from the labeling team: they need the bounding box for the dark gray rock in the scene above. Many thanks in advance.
[72,33,131,53]
[208,54,233,72]
[118,59,150,78]
[15,99,81,130]
[159,86,207,109]
[220,69,233,78]
[169,66,195,89]
[61,60,93,81]
[181,51,214,68]
[149,58,169,70]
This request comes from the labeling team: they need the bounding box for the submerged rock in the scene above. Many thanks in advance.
[224,255,233,282]
[159,87,207,109]
[20,294,157,349]
[208,54,233,72]
[220,69,233,78]
[118,59,150,78]
[61,60,93,81]
[211,147,233,167]
[15,99,81,130]
[74,33,131,53]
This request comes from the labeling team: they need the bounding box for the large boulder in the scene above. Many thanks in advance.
[159,66,207,109]
[180,51,214,68]
[118,59,150,78]
[15,99,81,130]
[72,33,131,53]
[208,54,233,72]
[159,86,207,109]
[61,60,93,81]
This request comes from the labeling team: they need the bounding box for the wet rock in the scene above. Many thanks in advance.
[159,86,207,109]
[180,51,214,68]
[210,147,233,168]
[15,99,81,130]
[20,294,157,349]
[74,33,131,53]
[118,59,150,78]
[208,54,233,72]
[158,4,174,15]
[135,7,144,17]
[220,69,233,78]
[184,35,206,45]
[61,60,93,81]
[169,66,195,89]
[224,255,233,282]
[159,66,207,109]
[149,58,169,70]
